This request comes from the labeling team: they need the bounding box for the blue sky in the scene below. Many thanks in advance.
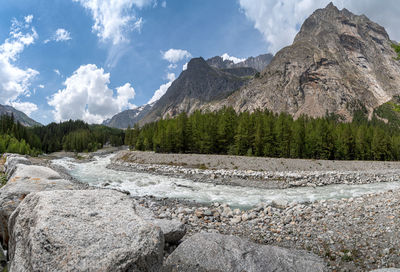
[1,0,399,124]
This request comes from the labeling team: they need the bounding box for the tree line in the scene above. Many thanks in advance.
[0,115,125,155]
[125,107,400,161]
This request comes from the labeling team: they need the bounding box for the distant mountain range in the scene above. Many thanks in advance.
[104,2,400,128]
[0,104,41,127]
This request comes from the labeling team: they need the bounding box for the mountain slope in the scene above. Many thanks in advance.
[102,104,153,129]
[206,54,273,71]
[141,57,250,123]
[206,3,400,121]
[0,104,41,127]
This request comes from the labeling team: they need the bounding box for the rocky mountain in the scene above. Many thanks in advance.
[0,104,41,127]
[207,53,273,71]
[140,57,251,123]
[206,3,400,121]
[102,104,153,129]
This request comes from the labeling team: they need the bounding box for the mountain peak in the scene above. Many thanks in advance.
[187,57,207,70]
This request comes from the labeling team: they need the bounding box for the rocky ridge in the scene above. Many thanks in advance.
[206,3,400,121]
[206,53,273,72]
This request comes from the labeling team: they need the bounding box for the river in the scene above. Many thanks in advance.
[51,154,400,208]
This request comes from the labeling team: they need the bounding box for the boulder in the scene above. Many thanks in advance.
[4,156,31,179]
[9,164,61,180]
[135,204,186,244]
[165,233,327,272]
[8,190,164,272]
[152,219,186,244]
[0,164,79,248]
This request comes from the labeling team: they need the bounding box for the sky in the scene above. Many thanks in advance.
[0,0,399,125]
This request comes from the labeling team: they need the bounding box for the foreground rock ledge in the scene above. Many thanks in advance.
[0,163,79,248]
[8,190,164,272]
[165,233,327,272]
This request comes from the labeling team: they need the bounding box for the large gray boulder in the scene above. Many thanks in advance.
[8,190,164,272]
[165,233,327,272]
[0,164,79,248]
[3,155,31,178]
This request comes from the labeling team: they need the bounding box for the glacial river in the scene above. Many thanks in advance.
[52,154,400,208]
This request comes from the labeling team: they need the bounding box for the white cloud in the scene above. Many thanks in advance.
[182,62,188,71]
[10,101,38,116]
[162,48,191,63]
[24,15,33,24]
[161,1,166,8]
[73,0,153,44]
[54,69,61,76]
[239,0,400,53]
[54,28,72,42]
[0,17,39,115]
[48,64,135,124]
[221,53,245,64]
[38,84,44,88]
[168,63,177,69]
[148,72,175,104]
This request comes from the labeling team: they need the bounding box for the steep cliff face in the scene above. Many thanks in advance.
[207,3,400,121]
[141,57,249,123]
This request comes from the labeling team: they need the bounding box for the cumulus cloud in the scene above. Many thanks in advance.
[0,16,39,116]
[221,53,245,64]
[54,28,72,42]
[162,49,192,63]
[10,101,38,116]
[48,64,136,124]
[24,15,33,24]
[148,72,175,104]
[239,0,400,53]
[182,62,188,71]
[168,63,177,69]
[73,0,153,44]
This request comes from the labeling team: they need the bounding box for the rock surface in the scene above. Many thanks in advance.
[165,233,327,272]
[207,3,400,121]
[3,155,31,178]
[8,190,164,272]
[152,219,186,244]
[0,161,79,248]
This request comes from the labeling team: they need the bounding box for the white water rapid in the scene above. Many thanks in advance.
[52,154,400,208]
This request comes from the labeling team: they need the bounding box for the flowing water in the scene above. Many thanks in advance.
[52,154,400,208]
